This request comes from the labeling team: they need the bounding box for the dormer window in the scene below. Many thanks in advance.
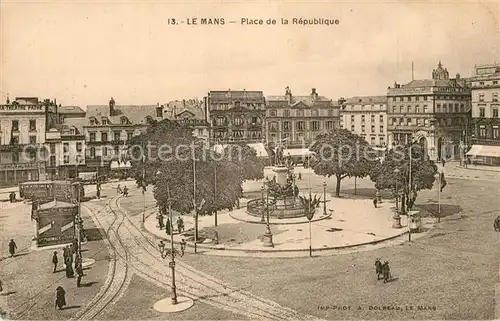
[145,116,153,124]
[120,116,129,125]
[101,117,109,125]
[89,117,98,126]
[70,128,76,135]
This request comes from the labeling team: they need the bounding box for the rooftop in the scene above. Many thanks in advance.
[208,90,265,102]
[58,105,85,115]
[86,103,161,126]
[345,96,387,105]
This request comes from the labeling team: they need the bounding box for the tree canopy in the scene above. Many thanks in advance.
[223,143,265,181]
[370,143,438,213]
[309,128,379,197]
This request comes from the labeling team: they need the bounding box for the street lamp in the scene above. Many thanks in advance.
[393,168,402,228]
[260,184,266,223]
[262,185,274,248]
[435,172,441,223]
[323,182,327,216]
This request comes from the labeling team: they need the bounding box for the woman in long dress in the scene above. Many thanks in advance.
[55,286,66,310]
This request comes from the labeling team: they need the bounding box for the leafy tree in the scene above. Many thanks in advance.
[309,128,379,197]
[223,143,264,181]
[370,143,438,214]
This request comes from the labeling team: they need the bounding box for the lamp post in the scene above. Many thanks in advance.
[435,172,441,223]
[262,185,274,247]
[393,168,402,228]
[260,184,266,223]
[322,181,327,216]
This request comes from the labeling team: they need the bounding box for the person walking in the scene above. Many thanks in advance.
[117,184,122,194]
[8,239,17,257]
[165,217,171,235]
[176,216,184,234]
[62,246,68,264]
[179,239,186,257]
[157,214,164,230]
[65,256,74,278]
[55,286,66,310]
[122,186,128,197]
[76,262,84,287]
[96,183,101,200]
[52,251,58,273]
[373,197,378,208]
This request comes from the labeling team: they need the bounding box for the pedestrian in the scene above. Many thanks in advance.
[373,197,378,208]
[62,246,68,263]
[65,256,74,278]
[8,239,17,257]
[123,186,128,197]
[55,286,66,310]
[165,217,171,235]
[157,214,164,230]
[76,262,84,287]
[298,172,302,180]
[96,183,101,199]
[52,251,58,273]
[117,184,122,194]
[69,244,75,258]
[179,239,186,256]
[441,158,446,167]
[176,216,184,234]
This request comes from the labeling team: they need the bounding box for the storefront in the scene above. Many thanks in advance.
[466,145,500,166]
[0,162,46,187]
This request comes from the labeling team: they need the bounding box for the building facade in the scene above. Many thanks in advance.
[165,99,210,142]
[341,96,388,147]
[266,87,340,149]
[205,90,266,144]
[84,98,163,174]
[467,63,500,165]
[0,97,51,186]
[387,61,471,161]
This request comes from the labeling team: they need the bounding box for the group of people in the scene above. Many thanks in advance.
[374,258,392,283]
[157,213,184,235]
[116,184,128,197]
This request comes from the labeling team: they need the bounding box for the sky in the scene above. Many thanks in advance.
[1,1,499,109]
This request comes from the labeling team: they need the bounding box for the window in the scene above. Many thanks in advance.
[233,117,244,126]
[424,96,428,101]
[101,132,108,142]
[454,103,459,112]
[350,125,355,132]
[446,118,452,126]
[417,118,422,126]
[494,93,499,102]
[114,132,121,141]
[407,97,411,102]
[70,128,76,135]
[29,120,36,131]
[380,137,385,145]
[251,116,261,125]
[380,125,384,132]
[114,145,119,155]
[371,115,375,122]
[10,136,19,145]
[76,142,82,152]
[269,110,277,117]
[392,106,396,113]
[408,106,412,113]
[297,121,305,131]
[90,147,95,157]
[121,117,128,124]
[326,121,334,130]
[370,136,376,145]
[443,104,447,113]
[13,152,19,163]
[127,132,133,141]
[493,108,499,118]
[351,115,355,122]
[283,121,291,131]
[480,108,485,117]
[312,109,319,117]
[296,110,304,117]
[103,147,108,156]
[361,115,365,123]
[50,143,56,153]
[284,109,290,117]
[400,106,404,113]
[64,155,69,164]
[379,115,383,123]
[399,97,403,102]
[90,133,96,142]
[371,125,375,133]
[311,121,320,131]
[493,126,499,139]
[407,118,412,125]
[90,117,98,125]
[460,104,465,112]
[156,107,162,117]
[102,118,108,125]
[479,93,485,102]
[494,81,498,85]
[12,120,19,131]
[415,105,420,113]
[424,119,429,126]
[479,125,486,137]
[269,122,278,132]
[361,125,365,132]
[29,136,37,144]
[436,104,441,112]
[63,143,69,153]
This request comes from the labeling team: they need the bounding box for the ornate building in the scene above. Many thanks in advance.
[0,97,51,186]
[387,61,471,161]
[467,63,500,165]
[341,96,388,147]
[205,90,266,143]
[165,99,209,142]
[84,98,164,174]
[266,87,340,151]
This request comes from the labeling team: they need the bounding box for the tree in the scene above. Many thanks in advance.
[309,128,379,197]
[370,144,438,214]
[223,143,264,181]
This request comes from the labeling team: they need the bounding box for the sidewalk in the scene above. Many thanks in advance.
[139,195,431,257]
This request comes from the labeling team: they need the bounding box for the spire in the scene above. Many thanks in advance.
[438,60,442,68]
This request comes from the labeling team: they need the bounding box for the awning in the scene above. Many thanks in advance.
[110,161,131,169]
[283,148,315,157]
[247,143,268,158]
[466,145,500,157]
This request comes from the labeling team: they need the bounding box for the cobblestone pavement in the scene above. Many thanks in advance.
[83,182,324,320]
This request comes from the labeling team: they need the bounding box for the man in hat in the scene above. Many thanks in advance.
[52,251,59,273]
[8,239,17,258]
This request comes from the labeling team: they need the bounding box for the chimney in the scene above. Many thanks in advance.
[6,94,9,104]
[285,86,292,104]
[456,73,460,80]
[311,88,318,100]
[109,97,116,115]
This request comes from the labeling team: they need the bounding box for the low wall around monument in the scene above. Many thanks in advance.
[246,198,311,219]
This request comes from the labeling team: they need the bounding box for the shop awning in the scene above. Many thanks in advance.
[110,161,131,169]
[283,148,315,157]
[466,145,500,157]
[247,143,268,158]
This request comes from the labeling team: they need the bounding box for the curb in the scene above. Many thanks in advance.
[229,211,333,225]
[454,165,500,174]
